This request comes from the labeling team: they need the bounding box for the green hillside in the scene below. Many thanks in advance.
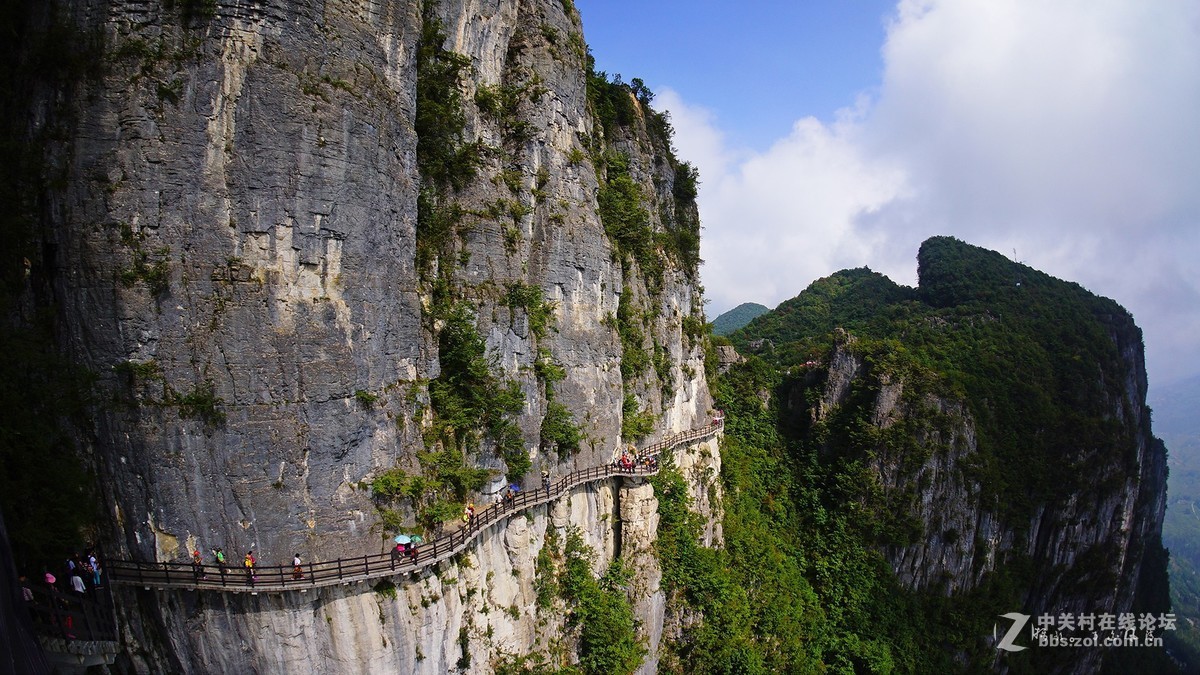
[686,235,1173,672]
[711,302,770,335]
[732,237,1136,520]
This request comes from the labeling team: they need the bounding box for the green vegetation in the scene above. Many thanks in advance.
[504,282,555,340]
[172,379,226,425]
[354,389,378,408]
[474,77,545,147]
[370,450,491,533]
[373,578,398,600]
[113,360,226,426]
[586,59,702,285]
[711,302,770,336]
[535,527,560,610]
[649,358,932,673]
[540,401,581,454]
[414,9,480,276]
[615,286,649,381]
[560,527,645,674]
[620,394,655,442]
[734,238,1138,522]
[596,151,660,287]
[117,223,170,296]
[427,302,529,480]
[678,236,1172,671]
[415,12,478,192]
[534,349,580,455]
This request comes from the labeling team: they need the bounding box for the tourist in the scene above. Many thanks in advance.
[292,554,303,580]
[192,550,206,581]
[88,552,102,587]
[70,571,86,595]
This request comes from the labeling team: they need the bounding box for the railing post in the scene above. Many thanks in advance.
[81,596,95,640]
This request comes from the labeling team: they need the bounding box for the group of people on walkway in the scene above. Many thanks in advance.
[614,448,657,473]
[154,427,717,589]
[18,547,109,641]
[39,549,103,597]
[392,541,419,564]
[185,547,306,584]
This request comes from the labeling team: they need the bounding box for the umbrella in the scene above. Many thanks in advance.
[410,535,424,544]
[509,483,520,492]
[393,534,411,544]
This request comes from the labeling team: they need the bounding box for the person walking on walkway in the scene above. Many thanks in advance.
[292,554,303,580]
[244,551,256,584]
[70,571,86,595]
[192,550,206,581]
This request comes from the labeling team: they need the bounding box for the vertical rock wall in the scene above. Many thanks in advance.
[807,327,1166,672]
[12,0,715,670]
[110,434,720,673]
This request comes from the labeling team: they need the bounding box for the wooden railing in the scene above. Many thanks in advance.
[104,415,723,594]
[24,582,119,643]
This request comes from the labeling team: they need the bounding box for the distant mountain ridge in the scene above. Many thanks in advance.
[711,302,769,335]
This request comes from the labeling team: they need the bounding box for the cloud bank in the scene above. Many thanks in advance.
[667,0,1200,386]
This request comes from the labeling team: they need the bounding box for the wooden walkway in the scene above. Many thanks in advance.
[104,416,723,594]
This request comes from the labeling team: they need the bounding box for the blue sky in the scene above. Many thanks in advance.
[577,0,895,150]
[575,0,1200,388]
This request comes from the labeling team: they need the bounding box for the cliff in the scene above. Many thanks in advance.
[742,238,1170,672]
[2,0,714,671]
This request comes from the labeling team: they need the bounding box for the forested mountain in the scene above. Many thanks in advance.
[715,236,1171,672]
[711,302,770,335]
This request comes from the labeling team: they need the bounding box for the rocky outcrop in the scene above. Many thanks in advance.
[806,324,1166,671]
[8,0,715,671]
[109,432,720,674]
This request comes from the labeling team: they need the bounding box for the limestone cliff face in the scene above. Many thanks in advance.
[12,0,714,671]
[801,323,1166,672]
[113,437,718,674]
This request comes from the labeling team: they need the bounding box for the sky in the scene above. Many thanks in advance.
[576,0,1200,389]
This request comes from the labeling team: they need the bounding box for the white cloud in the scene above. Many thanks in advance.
[663,0,1200,386]
[659,90,908,313]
